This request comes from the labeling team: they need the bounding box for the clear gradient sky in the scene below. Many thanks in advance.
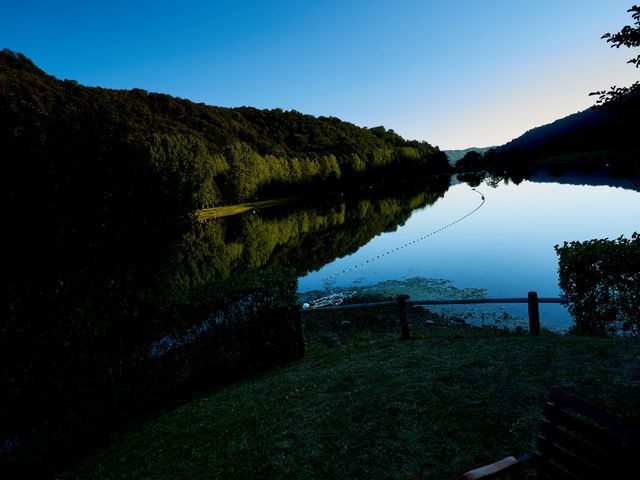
[3,1,638,149]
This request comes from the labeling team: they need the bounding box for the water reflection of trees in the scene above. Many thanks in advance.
[457,168,640,191]
[172,177,451,293]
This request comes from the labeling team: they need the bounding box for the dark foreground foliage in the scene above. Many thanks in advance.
[555,233,640,336]
[1,268,303,479]
[590,5,640,106]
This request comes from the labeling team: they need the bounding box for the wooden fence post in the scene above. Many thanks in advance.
[528,291,540,336]
[397,294,410,340]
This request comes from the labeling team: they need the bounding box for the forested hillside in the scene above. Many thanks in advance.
[497,108,616,151]
[1,49,448,208]
[453,97,640,179]
[491,103,639,173]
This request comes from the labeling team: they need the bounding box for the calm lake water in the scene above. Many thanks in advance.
[298,173,640,332]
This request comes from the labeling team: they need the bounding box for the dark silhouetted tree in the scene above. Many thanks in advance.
[591,5,640,105]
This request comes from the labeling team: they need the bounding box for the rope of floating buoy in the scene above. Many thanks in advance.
[303,188,486,309]
[321,187,486,285]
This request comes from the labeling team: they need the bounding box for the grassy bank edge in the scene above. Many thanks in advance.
[196,197,301,220]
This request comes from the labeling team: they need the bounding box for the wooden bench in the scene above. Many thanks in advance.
[460,387,640,479]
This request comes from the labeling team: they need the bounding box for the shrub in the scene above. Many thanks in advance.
[555,233,640,336]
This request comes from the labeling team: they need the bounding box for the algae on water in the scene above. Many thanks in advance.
[299,276,528,331]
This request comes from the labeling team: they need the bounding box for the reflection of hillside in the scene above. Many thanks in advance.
[528,170,640,191]
[460,169,640,193]
[174,180,450,289]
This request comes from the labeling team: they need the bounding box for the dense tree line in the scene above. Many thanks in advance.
[1,49,449,206]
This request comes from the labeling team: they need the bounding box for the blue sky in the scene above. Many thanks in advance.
[3,1,638,148]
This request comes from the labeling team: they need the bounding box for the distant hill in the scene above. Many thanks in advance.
[483,94,639,176]
[444,147,493,165]
[497,108,616,151]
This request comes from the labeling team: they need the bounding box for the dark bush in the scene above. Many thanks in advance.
[555,233,640,336]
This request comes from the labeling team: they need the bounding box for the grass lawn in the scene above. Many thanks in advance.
[196,197,300,220]
[59,307,640,479]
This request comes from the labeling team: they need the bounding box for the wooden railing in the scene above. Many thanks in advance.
[302,291,567,339]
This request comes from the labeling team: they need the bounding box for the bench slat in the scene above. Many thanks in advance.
[539,420,613,471]
[537,436,607,478]
[543,403,634,458]
[531,452,582,480]
[550,388,640,442]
